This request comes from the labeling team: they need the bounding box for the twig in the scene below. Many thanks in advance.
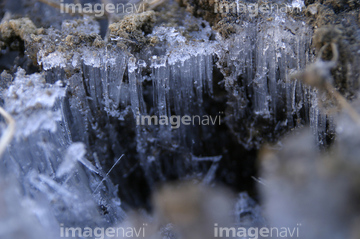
[320,43,360,124]
[101,0,116,42]
[0,106,15,157]
[37,0,106,19]
[324,82,360,125]
[292,42,360,124]
[38,0,63,11]
[146,0,167,10]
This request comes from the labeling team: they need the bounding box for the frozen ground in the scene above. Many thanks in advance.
[0,0,360,238]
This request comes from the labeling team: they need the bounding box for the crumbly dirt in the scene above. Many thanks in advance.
[0,17,41,53]
[175,0,239,38]
[0,17,38,41]
[108,11,156,51]
[176,0,219,24]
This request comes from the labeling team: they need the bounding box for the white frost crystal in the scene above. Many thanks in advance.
[4,69,65,138]
[0,69,124,238]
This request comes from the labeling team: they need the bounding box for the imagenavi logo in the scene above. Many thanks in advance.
[214,223,302,238]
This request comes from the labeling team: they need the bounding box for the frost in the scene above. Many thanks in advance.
[56,142,87,178]
[0,67,125,238]
[216,13,331,148]
[82,48,103,67]
[291,0,305,9]
[3,69,66,138]
[61,17,100,35]
[191,154,222,162]
[38,50,67,70]
[234,192,266,226]
[0,2,344,238]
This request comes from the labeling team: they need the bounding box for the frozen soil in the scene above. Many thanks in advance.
[1,0,360,238]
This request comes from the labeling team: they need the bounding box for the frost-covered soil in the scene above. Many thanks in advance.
[0,0,360,238]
